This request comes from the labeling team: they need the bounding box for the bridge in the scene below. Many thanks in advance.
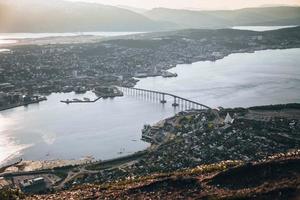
[118,87,211,110]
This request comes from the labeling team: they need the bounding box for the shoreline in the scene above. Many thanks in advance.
[0,98,47,112]
[0,103,299,194]
[1,26,300,95]
[134,47,300,81]
[0,31,147,48]
[0,47,299,169]
[1,103,299,173]
[0,150,149,176]
[0,25,297,47]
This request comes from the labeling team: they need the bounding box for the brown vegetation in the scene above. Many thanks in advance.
[27,151,300,200]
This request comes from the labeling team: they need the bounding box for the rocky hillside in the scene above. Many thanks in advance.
[27,151,300,199]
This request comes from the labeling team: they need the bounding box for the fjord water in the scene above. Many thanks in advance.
[0,32,143,47]
[0,94,176,164]
[136,48,300,108]
[0,32,143,40]
[1,47,300,165]
[232,25,298,31]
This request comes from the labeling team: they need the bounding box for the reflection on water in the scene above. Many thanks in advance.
[0,115,32,164]
[0,48,300,165]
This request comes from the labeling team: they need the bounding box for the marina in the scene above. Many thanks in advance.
[60,97,101,104]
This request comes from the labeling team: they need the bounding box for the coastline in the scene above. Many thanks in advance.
[1,26,300,96]
[1,103,298,195]
[0,48,299,168]
[0,48,299,166]
[0,150,148,176]
[0,98,47,112]
[1,28,300,180]
[135,47,300,82]
[2,103,299,174]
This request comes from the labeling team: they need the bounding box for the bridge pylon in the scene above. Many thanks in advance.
[160,94,167,104]
[172,97,179,107]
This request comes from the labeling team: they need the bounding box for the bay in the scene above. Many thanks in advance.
[1,47,299,165]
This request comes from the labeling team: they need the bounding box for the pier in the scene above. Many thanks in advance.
[60,97,101,104]
[118,87,211,110]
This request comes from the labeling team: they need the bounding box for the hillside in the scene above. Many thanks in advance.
[145,6,300,28]
[25,151,300,199]
[0,0,175,32]
[0,103,299,199]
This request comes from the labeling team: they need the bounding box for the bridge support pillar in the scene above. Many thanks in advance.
[160,94,167,104]
[172,97,179,107]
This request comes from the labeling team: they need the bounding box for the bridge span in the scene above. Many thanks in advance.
[118,86,211,110]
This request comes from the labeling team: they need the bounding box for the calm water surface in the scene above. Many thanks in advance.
[0,32,143,49]
[0,93,177,164]
[137,48,300,108]
[1,48,300,165]
[0,32,144,40]
[232,25,298,31]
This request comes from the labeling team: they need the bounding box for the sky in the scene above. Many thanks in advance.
[67,0,300,10]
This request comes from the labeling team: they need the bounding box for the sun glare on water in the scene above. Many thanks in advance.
[0,115,31,165]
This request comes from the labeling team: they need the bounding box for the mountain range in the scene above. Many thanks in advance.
[144,6,300,29]
[0,0,174,32]
[0,0,299,32]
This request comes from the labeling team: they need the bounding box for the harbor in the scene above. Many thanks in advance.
[60,97,101,104]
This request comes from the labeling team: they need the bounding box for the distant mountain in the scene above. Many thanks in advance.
[144,6,300,29]
[117,5,148,14]
[260,4,297,7]
[0,0,176,32]
[1,1,299,33]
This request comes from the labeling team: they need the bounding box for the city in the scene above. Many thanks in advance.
[0,0,300,199]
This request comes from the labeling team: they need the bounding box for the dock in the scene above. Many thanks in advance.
[60,97,101,104]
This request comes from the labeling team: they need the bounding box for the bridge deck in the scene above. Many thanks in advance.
[119,86,211,109]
